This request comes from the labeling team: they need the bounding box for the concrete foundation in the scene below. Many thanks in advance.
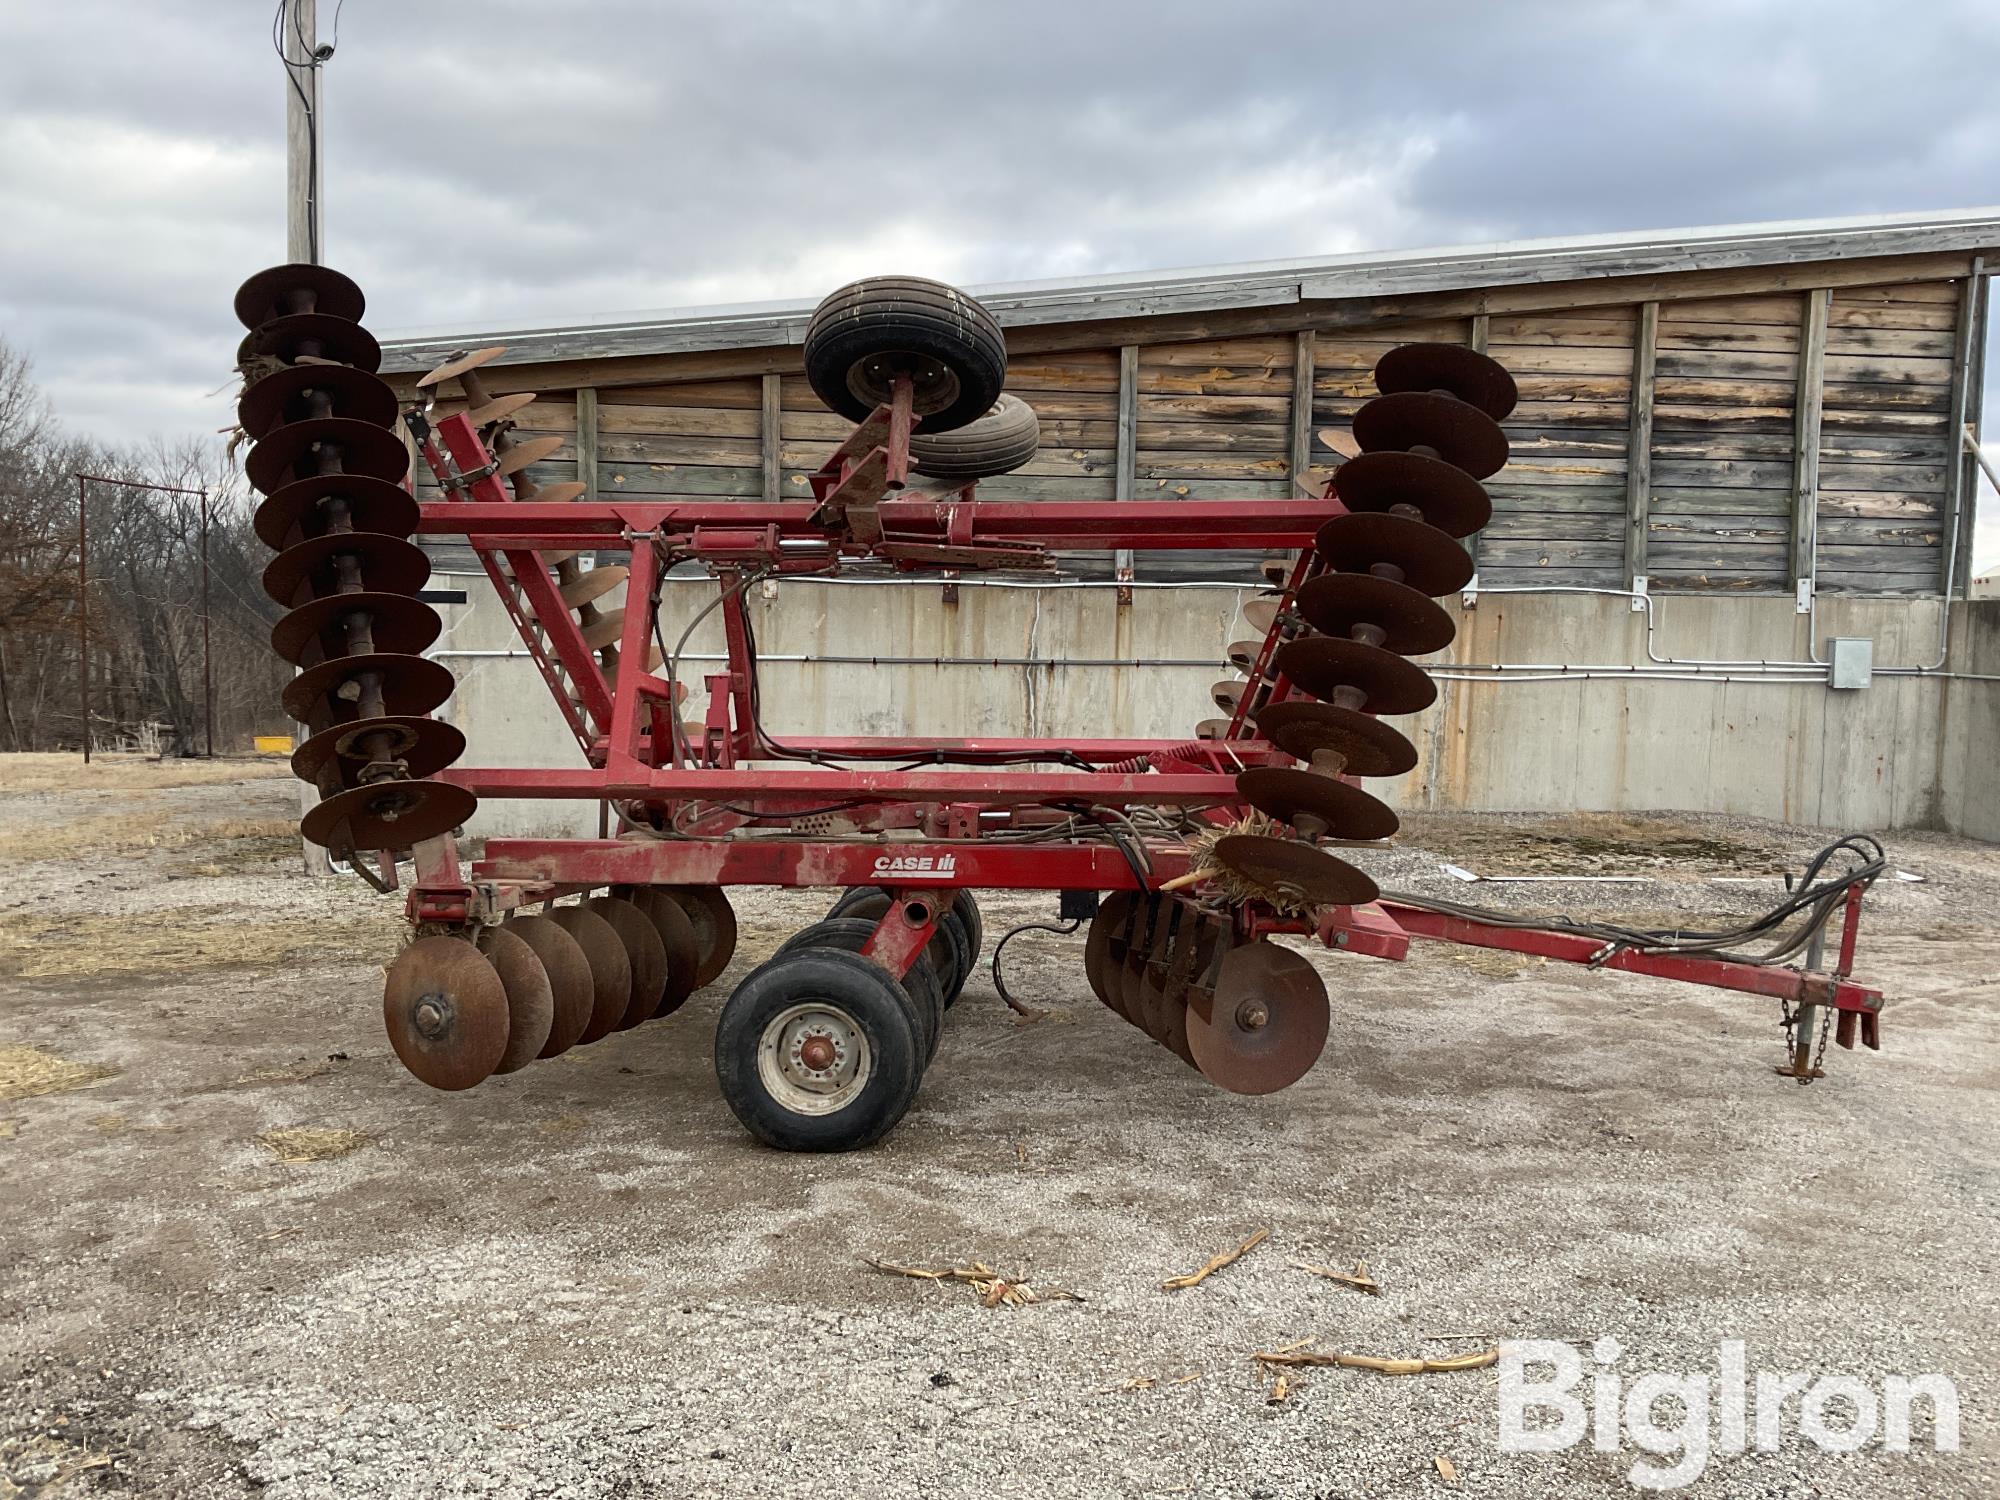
[428,575,1998,841]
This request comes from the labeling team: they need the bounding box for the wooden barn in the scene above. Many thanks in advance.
[378,211,2000,840]
[383,209,1995,596]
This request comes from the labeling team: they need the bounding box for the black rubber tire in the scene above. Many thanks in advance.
[950,891,983,970]
[776,917,943,1066]
[803,276,1007,433]
[828,885,978,1006]
[714,947,922,1152]
[909,394,1040,480]
[932,906,972,1006]
[826,885,888,921]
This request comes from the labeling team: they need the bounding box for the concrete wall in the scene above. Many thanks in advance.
[429,574,1993,840]
[1937,600,2000,840]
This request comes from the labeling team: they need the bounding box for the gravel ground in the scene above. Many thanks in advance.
[1,759,1996,1498]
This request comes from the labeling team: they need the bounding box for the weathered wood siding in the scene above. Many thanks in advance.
[408,264,1979,596]
[1481,308,1635,587]
[1646,293,1802,591]
[1816,281,1957,593]
[1135,337,1294,500]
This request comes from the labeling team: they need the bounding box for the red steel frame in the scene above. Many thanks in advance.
[395,379,1885,1064]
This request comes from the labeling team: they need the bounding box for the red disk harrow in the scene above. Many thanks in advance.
[236,266,1889,1151]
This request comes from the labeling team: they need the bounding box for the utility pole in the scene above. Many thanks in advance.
[285,0,321,263]
[284,0,334,874]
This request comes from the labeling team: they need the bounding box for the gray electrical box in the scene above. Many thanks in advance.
[1829,637,1873,689]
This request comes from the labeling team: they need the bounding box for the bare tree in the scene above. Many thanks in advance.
[0,339,290,754]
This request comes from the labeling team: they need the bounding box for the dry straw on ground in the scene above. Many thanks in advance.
[259,1127,368,1163]
[0,810,297,864]
[864,1257,1083,1308]
[1161,1226,1269,1291]
[0,752,290,794]
[0,908,401,980]
[0,1044,120,1103]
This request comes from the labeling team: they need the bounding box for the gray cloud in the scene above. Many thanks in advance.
[2,0,1998,559]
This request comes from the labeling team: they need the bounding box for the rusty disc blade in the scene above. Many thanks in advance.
[548,904,631,1044]
[238,362,399,440]
[1225,638,1264,671]
[1331,451,1492,538]
[1209,678,1247,714]
[238,312,383,372]
[1117,908,1161,1035]
[1273,636,1438,716]
[1156,914,1225,1065]
[417,346,508,389]
[271,592,441,666]
[514,480,586,505]
[1242,595,1283,634]
[504,915,594,1058]
[1188,940,1330,1095]
[235,263,367,329]
[1085,890,1137,1013]
[1295,572,1456,656]
[1102,893,1149,1023]
[1254,700,1418,778]
[255,473,420,550]
[1313,512,1473,597]
[465,392,537,427]
[292,715,464,786]
[246,417,409,496]
[1374,343,1519,421]
[587,895,667,1031]
[1193,717,1233,740]
[659,886,738,988]
[1211,834,1380,908]
[624,887,700,1017]
[301,778,475,853]
[476,925,555,1075]
[495,435,565,478]
[283,652,455,723]
[560,565,628,612]
[1133,912,1181,1047]
[1351,392,1509,480]
[382,935,508,1091]
[581,609,626,650]
[262,531,431,608]
[1237,767,1400,840]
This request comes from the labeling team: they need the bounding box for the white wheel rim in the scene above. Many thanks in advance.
[757,1002,873,1116]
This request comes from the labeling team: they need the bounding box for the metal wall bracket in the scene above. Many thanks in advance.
[1794,577,1815,615]
[1630,574,1649,612]
[1460,572,1478,609]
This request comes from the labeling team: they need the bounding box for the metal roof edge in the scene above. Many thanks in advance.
[378,207,2000,373]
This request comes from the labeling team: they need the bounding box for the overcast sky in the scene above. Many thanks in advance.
[3,1,1998,557]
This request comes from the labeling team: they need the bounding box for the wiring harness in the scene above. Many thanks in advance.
[1383,833,1885,968]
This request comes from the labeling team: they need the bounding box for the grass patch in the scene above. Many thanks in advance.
[0,1044,120,1102]
[0,908,402,979]
[0,751,290,793]
[1402,812,1768,875]
[0,812,298,865]
[260,1126,368,1163]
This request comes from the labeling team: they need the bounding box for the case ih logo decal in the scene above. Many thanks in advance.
[871,853,958,879]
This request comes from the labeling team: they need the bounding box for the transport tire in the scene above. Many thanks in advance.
[776,917,944,1066]
[909,394,1040,480]
[932,905,972,1006]
[950,890,983,971]
[715,948,923,1152]
[820,892,960,1012]
[803,276,1007,432]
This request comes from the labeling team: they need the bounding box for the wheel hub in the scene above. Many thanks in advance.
[759,1002,873,1116]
